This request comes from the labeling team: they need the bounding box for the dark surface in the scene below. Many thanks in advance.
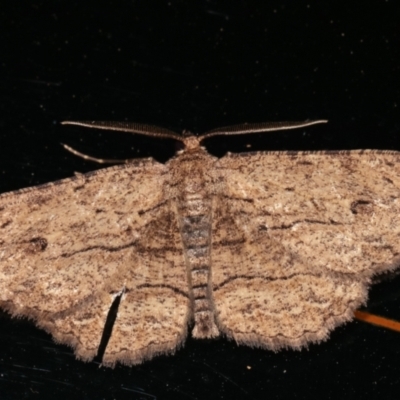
[0,1,399,399]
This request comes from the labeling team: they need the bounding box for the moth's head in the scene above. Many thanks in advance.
[182,135,202,150]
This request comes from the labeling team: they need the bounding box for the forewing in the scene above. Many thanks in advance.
[0,159,190,364]
[211,150,400,349]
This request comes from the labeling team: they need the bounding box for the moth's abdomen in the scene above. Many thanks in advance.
[178,194,219,338]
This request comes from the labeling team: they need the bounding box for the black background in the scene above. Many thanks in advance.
[1,1,400,399]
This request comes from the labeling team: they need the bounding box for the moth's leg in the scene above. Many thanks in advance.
[62,143,135,164]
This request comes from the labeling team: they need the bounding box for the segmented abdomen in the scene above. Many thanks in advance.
[177,194,219,338]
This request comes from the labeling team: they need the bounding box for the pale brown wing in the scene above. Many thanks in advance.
[211,150,400,349]
[0,159,190,366]
[102,202,190,366]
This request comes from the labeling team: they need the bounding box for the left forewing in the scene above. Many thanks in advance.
[211,150,400,349]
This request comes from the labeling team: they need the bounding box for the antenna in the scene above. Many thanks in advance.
[200,120,328,140]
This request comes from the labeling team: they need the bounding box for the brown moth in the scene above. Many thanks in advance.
[1,120,400,367]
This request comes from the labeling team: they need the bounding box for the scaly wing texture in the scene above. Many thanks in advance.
[103,202,191,366]
[0,160,190,366]
[212,150,400,349]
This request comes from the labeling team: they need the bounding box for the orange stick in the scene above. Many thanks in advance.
[354,310,400,332]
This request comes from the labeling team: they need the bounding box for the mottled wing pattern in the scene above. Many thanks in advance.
[212,150,400,349]
[103,201,190,366]
[0,159,190,366]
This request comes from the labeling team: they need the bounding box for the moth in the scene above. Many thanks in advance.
[1,120,399,367]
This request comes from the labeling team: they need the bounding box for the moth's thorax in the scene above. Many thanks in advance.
[172,147,219,339]
[170,147,215,197]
